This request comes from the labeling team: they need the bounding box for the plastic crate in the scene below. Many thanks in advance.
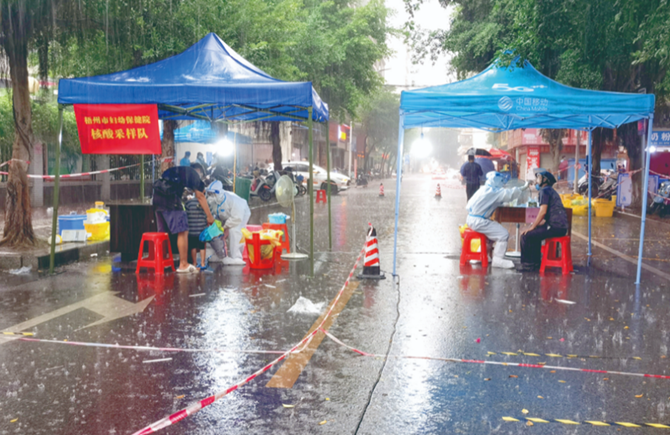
[58,214,87,235]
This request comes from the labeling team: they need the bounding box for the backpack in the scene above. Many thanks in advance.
[152,178,182,210]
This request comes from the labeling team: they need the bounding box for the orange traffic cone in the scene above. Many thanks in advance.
[357,223,385,280]
[379,183,384,197]
[435,183,442,198]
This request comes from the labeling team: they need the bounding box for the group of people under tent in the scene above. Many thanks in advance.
[151,164,251,273]
[465,169,568,272]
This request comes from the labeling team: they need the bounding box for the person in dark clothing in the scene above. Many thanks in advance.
[518,170,569,271]
[152,164,214,273]
[460,154,484,200]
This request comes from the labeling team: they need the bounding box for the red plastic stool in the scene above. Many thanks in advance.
[136,232,174,274]
[459,229,488,268]
[540,236,573,275]
[243,225,263,261]
[245,232,279,269]
[262,222,290,254]
[316,189,327,203]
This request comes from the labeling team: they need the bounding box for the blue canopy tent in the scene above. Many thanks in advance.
[53,33,330,274]
[393,60,656,284]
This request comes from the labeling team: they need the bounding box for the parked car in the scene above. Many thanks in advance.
[269,162,350,193]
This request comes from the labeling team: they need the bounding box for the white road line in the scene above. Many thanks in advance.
[572,230,670,281]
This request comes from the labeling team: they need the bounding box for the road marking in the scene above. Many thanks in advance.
[266,281,360,389]
[0,292,154,345]
[572,231,670,281]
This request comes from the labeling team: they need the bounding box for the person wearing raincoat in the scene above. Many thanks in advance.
[466,171,530,269]
[205,180,251,265]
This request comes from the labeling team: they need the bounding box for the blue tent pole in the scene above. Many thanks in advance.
[392,115,405,277]
[587,126,593,263]
[636,115,655,284]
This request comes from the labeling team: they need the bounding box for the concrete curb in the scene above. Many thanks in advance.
[0,240,110,271]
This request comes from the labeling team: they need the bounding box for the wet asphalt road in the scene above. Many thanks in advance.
[1,175,670,434]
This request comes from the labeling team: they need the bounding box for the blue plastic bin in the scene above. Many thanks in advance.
[268,213,287,224]
[58,214,87,235]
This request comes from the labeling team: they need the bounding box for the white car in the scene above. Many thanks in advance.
[271,162,350,193]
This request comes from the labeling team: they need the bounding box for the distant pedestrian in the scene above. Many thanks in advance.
[196,152,207,171]
[460,153,484,200]
[558,156,569,180]
[179,151,191,167]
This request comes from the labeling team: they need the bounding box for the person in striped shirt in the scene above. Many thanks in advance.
[185,193,209,269]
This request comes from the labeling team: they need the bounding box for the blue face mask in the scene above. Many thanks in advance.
[535,184,541,191]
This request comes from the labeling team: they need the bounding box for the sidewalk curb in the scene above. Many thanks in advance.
[0,240,109,271]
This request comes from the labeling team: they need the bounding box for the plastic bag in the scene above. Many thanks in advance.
[199,220,224,242]
[241,228,284,262]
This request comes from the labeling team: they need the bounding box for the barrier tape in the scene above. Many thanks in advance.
[503,416,670,428]
[15,337,287,355]
[486,350,647,361]
[130,242,368,435]
[2,331,34,337]
[0,159,29,169]
[318,329,670,381]
[0,157,173,180]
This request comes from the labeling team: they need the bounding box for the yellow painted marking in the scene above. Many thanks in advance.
[589,355,599,358]
[633,356,642,360]
[615,422,642,428]
[545,353,562,357]
[487,351,496,355]
[502,352,518,356]
[526,418,550,423]
[266,282,359,389]
[645,423,670,428]
[523,353,541,357]
[585,421,610,426]
[567,354,578,358]
[502,417,520,422]
[555,419,580,425]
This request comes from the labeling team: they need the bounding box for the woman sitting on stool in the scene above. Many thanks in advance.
[518,170,568,272]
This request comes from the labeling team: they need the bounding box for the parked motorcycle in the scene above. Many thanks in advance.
[356,173,368,188]
[650,181,670,217]
[578,170,617,199]
[208,165,234,191]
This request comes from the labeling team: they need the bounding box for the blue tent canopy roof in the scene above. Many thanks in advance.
[58,33,328,123]
[400,60,654,131]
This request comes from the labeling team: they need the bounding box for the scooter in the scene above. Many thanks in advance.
[650,181,670,217]
[209,165,234,191]
[356,173,368,188]
[577,170,617,199]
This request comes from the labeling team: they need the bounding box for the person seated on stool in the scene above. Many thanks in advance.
[152,164,214,273]
[518,170,569,272]
[466,172,530,268]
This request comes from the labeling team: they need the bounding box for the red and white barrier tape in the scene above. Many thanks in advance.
[15,337,288,355]
[0,159,30,169]
[0,157,172,179]
[130,242,368,435]
[319,329,670,381]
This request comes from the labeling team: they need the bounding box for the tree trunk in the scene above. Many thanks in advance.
[0,5,37,247]
[619,123,642,206]
[270,121,282,171]
[590,128,606,178]
[161,120,176,173]
[38,31,49,89]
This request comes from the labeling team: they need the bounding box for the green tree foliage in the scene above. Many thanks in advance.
[406,0,669,204]
[359,89,399,172]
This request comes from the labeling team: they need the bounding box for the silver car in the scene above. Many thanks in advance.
[271,162,350,193]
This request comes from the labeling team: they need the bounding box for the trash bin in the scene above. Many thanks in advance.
[235,177,252,203]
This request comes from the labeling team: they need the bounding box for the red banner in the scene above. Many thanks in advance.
[74,104,161,154]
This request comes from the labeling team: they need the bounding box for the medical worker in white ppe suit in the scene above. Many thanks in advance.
[466,172,530,269]
[206,180,251,265]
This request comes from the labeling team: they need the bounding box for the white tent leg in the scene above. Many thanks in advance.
[636,115,655,284]
[392,115,405,277]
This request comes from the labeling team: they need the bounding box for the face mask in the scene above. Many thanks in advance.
[535,184,541,191]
